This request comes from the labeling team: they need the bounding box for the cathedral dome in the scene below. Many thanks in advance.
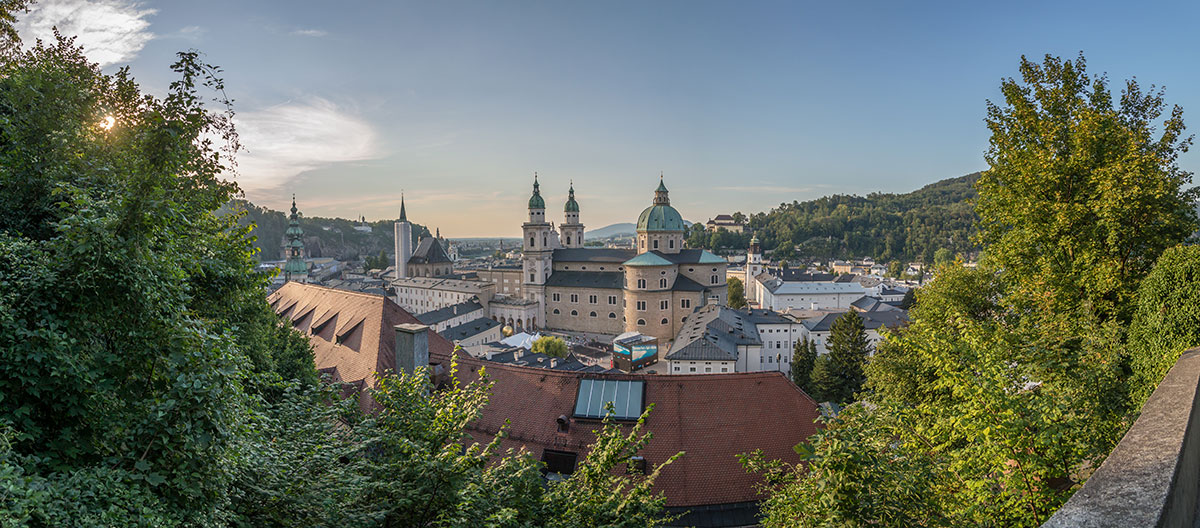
[636,204,685,232]
[565,183,579,212]
[528,175,545,209]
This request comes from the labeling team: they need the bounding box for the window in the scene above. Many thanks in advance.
[705,367,712,372]
[552,293,561,302]
[710,275,719,284]
[571,310,578,316]
[690,367,696,372]
[637,319,646,326]
[566,236,571,245]
[590,311,597,317]
[609,312,616,318]
[530,273,535,282]
[589,295,597,304]
[553,309,560,314]
[653,240,659,249]
[608,295,617,305]
[541,449,578,475]
[660,300,668,310]
[681,299,691,309]
[637,279,646,289]
[570,294,578,303]
[573,379,645,420]
[640,239,645,248]
[659,278,667,288]
[688,268,694,272]
[721,368,728,372]
[530,237,535,246]
[669,239,675,249]
[636,301,646,311]
[661,318,668,325]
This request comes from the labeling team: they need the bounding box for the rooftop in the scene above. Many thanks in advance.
[440,317,502,342]
[416,299,485,325]
[544,270,624,290]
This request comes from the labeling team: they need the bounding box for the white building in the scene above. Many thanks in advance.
[665,305,805,375]
[801,307,908,356]
[758,279,867,311]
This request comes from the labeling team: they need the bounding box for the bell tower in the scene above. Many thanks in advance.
[561,181,585,249]
[522,174,553,321]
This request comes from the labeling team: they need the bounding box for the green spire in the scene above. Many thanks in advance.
[528,172,545,209]
[565,180,579,213]
[283,194,307,279]
[399,193,408,222]
[653,173,670,205]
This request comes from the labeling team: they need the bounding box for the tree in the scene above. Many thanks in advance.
[364,249,389,270]
[790,336,816,393]
[727,276,747,309]
[532,336,569,358]
[976,53,1196,324]
[807,355,838,403]
[933,248,954,267]
[825,312,870,404]
[1128,245,1200,405]
[887,260,904,278]
[898,288,916,310]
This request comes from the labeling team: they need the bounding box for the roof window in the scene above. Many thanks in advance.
[573,379,645,420]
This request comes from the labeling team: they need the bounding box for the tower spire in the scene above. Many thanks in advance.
[654,174,670,205]
[399,193,408,223]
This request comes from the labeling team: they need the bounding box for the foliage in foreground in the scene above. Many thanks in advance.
[0,31,674,527]
[748,53,1198,527]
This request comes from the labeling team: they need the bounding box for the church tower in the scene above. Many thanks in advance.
[745,234,763,304]
[283,195,309,282]
[560,181,585,249]
[394,194,413,279]
[522,174,553,323]
[635,175,686,254]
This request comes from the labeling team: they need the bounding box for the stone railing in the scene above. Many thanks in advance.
[1043,347,1200,528]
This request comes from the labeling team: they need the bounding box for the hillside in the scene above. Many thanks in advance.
[226,200,430,261]
[687,173,980,263]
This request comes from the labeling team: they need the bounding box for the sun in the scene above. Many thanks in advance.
[100,115,115,130]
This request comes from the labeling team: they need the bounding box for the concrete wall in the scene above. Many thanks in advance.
[1042,348,1200,528]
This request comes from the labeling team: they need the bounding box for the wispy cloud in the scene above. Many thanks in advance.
[231,98,381,192]
[15,0,156,67]
[161,25,205,42]
[290,28,328,37]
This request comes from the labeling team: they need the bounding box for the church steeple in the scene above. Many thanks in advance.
[564,181,579,213]
[528,173,545,210]
[654,173,670,206]
[399,193,408,223]
[283,194,308,282]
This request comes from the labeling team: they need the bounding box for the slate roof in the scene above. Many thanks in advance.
[408,237,452,264]
[803,310,910,332]
[849,296,901,313]
[665,249,727,265]
[416,299,485,325]
[767,269,837,282]
[623,252,676,267]
[671,274,707,292]
[440,317,502,342]
[552,248,637,263]
[544,271,624,290]
[457,356,821,508]
[666,304,761,361]
[267,282,454,410]
[741,308,794,325]
[763,279,867,296]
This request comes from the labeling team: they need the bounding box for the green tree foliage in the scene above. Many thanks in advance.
[790,337,816,392]
[824,312,871,404]
[0,30,675,527]
[807,355,838,403]
[726,276,747,309]
[977,53,1197,323]
[230,198,431,261]
[899,288,916,310]
[532,336,569,358]
[1128,245,1200,405]
[750,53,1197,527]
[934,247,954,267]
[364,249,389,270]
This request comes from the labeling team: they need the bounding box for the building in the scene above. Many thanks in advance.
[705,214,745,233]
[802,308,908,356]
[282,195,310,283]
[665,305,805,374]
[393,195,455,279]
[440,317,503,346]
[757,278,867,311]
[415,299,486,333]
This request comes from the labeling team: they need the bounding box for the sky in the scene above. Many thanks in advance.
[14,0,1200,236]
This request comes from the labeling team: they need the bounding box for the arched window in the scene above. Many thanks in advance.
[589,311,597,317]
[659,278,667,288]
[608,312,616,318]
[637,319,646,326]
[566,236,571,245]
[570,310,578,316]
[553,309,560,314]
[711,275,719,284]
[661,318,669,325]
[530,237,535,246]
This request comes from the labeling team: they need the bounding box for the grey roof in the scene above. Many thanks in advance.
[661,249,726,265]
[767,269,838,282]
[545,271,624,290]
[409,237,453,264]
[666,304,763,362]
[440,317,501,341]
[803,310,909,332]
[741,308,793,325]
[552,248,636,263]
[671,274,707,292]
[481,348,614,372]
[416,299,484,325]
[850,296,901,313]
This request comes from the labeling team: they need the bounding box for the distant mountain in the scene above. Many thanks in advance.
[585,223,636,239]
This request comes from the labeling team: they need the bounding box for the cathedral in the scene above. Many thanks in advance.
[521,175,729,343]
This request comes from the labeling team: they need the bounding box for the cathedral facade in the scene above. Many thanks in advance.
[522,176,728,343]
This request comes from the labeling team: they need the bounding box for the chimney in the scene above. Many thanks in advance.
[394,323,430,375]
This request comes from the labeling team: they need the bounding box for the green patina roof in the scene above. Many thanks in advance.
[283,258,308,274]
[623,251,675,267]
[636,204,685,232]
[695,250,726,264]
[564,183,579,212]
[528,175,545,209]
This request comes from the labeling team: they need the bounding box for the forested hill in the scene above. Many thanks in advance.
[688,172,981,264]
[225,199,430,261]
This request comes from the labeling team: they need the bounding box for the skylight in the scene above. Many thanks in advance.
[573,379,645,420]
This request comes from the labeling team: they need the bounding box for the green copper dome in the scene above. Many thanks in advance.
[565,183,579,212]
[637,176,684,232]
[528,175,545,209]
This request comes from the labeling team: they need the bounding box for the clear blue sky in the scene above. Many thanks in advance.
[18,0,1200,236]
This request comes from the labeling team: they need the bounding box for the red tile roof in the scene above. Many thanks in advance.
[455,357,821,508]
[268,282,455,408]
[271,281,822,509]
